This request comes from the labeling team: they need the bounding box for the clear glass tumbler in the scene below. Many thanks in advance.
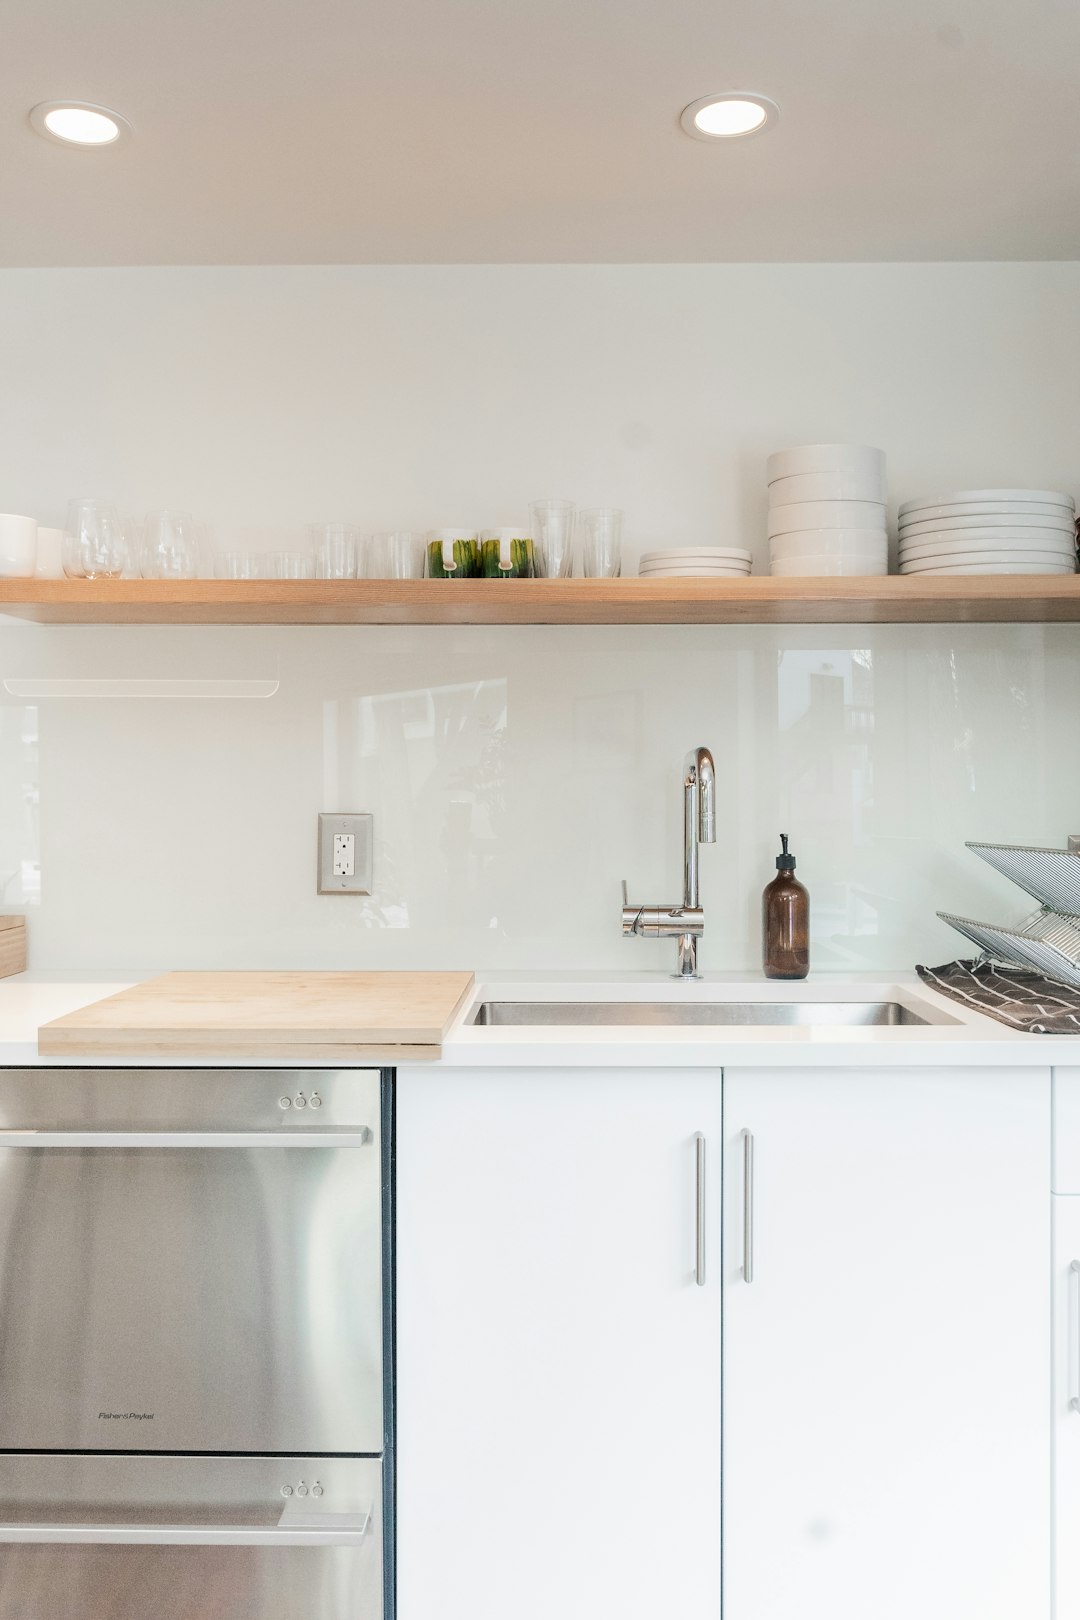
[65,498,128,580]
[274,551,316,579]
[580,507,623,578]
[529,500,575,579]
[141,510,198,579]
[310,524,358,579]
[376,532,423,579]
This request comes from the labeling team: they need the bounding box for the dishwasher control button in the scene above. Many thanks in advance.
[293,1093,307,1109]
[296,1482,308,1497]
[311,1482,324,1498]
[280,1485,293,1498]
[309,1093,322,1109]
[278,1097,292,1110]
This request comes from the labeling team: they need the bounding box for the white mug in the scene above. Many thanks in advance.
[0,514,38,578]
[34,526,65,579]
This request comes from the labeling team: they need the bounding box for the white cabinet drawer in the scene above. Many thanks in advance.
[1054,1069,1080,1192]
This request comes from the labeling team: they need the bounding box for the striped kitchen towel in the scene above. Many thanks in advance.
[916,958,1080,1033]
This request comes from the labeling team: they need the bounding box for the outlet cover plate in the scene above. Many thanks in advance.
[318,813,373,895]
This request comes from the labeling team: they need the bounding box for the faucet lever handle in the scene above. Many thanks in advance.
[621,879,629,908]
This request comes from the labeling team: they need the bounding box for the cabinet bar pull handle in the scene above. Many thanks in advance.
[1071,1260,1080,1413]
[742,1128,754,1284]
[693,1132,706,1286]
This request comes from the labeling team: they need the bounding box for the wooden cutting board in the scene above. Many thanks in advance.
[38,970,476,1059]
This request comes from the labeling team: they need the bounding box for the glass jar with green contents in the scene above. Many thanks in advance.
[480,528,536,578]
[426,529,480,578]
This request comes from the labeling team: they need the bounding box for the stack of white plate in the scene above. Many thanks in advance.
[898,489,1077,575]
[638,547,751,578]
[766,444,888,576]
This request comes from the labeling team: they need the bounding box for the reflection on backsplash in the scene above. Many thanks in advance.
[0,622,1076,972]
[0,705,38,907]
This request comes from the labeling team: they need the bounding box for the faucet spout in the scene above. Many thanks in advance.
[686,747,716,844]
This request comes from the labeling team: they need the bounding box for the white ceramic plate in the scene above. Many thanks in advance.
[770,532,888,562]
[898,513,1075,538]
[770,556,888,577]
[899,561,1075,576]
[766,444,885,484]
[638,567,751,578]
[896,499,1074,523]
[767,500,886,537]
[901,550,1075,570]
[899,488,1075,516]
[639,547,751,563]
[768,469,886,505]
[900,534,1076,562]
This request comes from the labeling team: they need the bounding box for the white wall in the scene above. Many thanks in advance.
[0,263,1078,973]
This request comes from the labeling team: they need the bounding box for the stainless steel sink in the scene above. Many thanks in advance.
[471,1000,957,1027]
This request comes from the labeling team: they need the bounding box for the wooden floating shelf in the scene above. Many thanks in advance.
[1,576,1080,626]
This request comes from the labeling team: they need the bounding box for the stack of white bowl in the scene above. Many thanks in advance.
[638,546,751,578]
[897,489,1077,575]
[766,445,888,576]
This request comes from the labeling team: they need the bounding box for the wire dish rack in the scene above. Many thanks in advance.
[938,843,1080,989]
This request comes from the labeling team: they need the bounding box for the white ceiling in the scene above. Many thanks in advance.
[3,0,1079,265]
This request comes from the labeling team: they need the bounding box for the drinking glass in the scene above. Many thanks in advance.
[141,510,198,579]
[64,498,128,580]
[274,551,316,579]
[580,507,623,578]
[529,500,575,579]
[309,524,358,579]
[372,532,423,579]
[218,551,263,579]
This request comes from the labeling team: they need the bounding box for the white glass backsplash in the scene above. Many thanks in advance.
[0,622,1074,973]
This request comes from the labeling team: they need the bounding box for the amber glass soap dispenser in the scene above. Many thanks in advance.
[762,833,809,979]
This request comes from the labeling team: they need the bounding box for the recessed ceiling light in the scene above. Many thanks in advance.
[680,93,779,141]
[29,102,132,147]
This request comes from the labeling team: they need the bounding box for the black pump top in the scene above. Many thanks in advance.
[776,833,796,872]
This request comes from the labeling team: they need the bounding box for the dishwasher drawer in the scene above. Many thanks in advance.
[0,1454,384,1620]
[0,1068,386,1454]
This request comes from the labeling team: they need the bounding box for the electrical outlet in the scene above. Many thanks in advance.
[318,814,372,895]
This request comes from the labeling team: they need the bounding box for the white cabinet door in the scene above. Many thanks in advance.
[395,1065,723,1620]
[1054,1194,1080,1617]
[723,1066,1050,1620]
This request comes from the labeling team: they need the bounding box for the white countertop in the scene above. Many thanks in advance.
[0,968,1076,1068]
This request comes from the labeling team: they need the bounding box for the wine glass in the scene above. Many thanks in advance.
[64,498,128,580]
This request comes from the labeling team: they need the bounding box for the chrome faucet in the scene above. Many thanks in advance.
[622,746,717,979]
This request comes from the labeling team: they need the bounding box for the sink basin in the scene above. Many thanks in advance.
[471,999,957,1027]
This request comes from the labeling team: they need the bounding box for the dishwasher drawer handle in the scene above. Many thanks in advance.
[0,1130,373,1148]
[0,1513,372,1546]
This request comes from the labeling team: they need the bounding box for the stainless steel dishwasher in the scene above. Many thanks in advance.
[0,1066,392,1620]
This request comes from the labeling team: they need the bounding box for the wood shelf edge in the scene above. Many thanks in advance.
[2,576,1079,626]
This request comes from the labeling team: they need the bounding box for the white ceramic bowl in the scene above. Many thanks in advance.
[770,555,888,577]
[769,529,887,562]
[901,549,1075,571]
[767,500,886,537]
[766,444,885,484]
[899,513,1075,539]
[899,561,1075,576]
[900,533,1076,562]
[898,488,1075,516]
[768,469,886,505]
